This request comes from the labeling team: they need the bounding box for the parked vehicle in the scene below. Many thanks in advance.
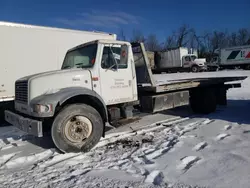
[211,45,250,70]
[206,61,220,72]
[5,40,247,153]
[0,21,116,120]
[152,47,207,73]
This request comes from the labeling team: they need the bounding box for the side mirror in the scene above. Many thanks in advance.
[120,44,128,66]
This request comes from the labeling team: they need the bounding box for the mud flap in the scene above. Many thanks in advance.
[216,88,227,106]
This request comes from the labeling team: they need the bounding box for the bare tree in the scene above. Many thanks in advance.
[175,24,193,47]
[247,38,250,45]
[192,32,207,56]
[202,32,213,52]
[163,35,176,50]
[189,32,197,49]
[237,28,249,45]
[229,32,237,46]
[145,34,160,51]
[118,28,126,41]
[130,29,145,43]
[210,31,228,53]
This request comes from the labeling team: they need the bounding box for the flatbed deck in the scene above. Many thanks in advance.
[132,42,248,94]
[153,71,249,86]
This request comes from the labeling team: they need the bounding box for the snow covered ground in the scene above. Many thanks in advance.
[0,70,250,188]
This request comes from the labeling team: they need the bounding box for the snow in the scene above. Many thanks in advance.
[145,170,164,185]
[0,153,17,167]
[2,149,54,170]
[0,70,250,188]
[216,133,230,141]
[177,156,200,170]
[192,142,208,151]
[224,125,232,130]
[202,119,214,125]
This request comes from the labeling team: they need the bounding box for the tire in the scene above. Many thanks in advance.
[244,64,250,70]
[51,103,103,153]
[190,88,217,114]
[191,65,199,73]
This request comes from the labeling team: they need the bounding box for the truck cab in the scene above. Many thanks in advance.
[14,40,138,116]
[182,54,207,72]
[61,40,138,106]
[6,40,139,153]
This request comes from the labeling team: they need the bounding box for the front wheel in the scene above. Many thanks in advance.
[51,103,103,153]
[191,65,199,72]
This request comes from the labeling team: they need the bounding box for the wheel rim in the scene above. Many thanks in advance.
[64,115,93,143]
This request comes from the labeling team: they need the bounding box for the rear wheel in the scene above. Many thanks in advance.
[190,88,217,114]
[244,64,250,70]
[51,103,103,153]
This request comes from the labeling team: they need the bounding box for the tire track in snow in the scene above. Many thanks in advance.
[0,153,19,169]
[216,133,230,141]
[0,116,204,178]
[177,156,200,172]
[201,119,214,125]
[0,115,215,188]
[48,117,200,173]
[192,142,208,151]
[94,117,191,149]
[0,135,30,151]
[1,149,54,170]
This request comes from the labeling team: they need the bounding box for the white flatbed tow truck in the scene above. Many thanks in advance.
[4,40,247,153]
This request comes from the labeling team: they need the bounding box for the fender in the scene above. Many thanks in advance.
[30,87,108,121]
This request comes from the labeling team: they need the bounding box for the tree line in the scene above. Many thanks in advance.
[118,25,250,61]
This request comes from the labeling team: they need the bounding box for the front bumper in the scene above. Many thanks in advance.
[5,110,43,137]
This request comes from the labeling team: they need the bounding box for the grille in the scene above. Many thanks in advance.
[15,80,28,103]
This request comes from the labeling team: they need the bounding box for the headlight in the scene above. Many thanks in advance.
[34,104,53,113]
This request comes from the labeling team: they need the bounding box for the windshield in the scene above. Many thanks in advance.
[61,44,97,69]
[190,55,197,61]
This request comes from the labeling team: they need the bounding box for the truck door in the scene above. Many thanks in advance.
[99,44,135,105]
[183,56,191,68]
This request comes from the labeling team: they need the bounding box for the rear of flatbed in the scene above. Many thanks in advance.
[132,42,247,113]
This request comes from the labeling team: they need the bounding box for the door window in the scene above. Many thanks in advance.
[185,56,191,61]
[101,46,128,69]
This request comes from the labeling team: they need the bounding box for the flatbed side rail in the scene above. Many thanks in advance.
[139,76,247,93]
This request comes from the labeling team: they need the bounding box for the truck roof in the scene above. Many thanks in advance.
[67,39,130,52]
[0,20,116,37]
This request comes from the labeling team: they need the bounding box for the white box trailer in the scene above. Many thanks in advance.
[156,47,188,68]
[153,47,207,73]
[0,21,116,102]
[212,45,250,70]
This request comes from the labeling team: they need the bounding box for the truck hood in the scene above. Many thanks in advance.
[194,58,206,65]
[18,69,76,81]
[17,68,92,101]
